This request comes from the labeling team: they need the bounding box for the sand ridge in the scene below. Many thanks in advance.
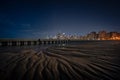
[0,41,120,80]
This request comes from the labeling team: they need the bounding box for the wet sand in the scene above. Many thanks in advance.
[0,41,120,80]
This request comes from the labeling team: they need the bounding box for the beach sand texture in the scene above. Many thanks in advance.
[0,41,120,80]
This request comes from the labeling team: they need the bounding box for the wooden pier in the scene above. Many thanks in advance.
[0,39,69,46]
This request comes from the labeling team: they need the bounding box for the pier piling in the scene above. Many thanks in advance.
[0,39,68,46]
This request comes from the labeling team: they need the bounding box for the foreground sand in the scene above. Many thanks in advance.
[0,41,120,80]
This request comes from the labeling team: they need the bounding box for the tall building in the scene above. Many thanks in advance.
[87,32,97,40]
[110,32,120,40]
[98,31,107,40]
[56,33,66,39]
[106,32,111,40]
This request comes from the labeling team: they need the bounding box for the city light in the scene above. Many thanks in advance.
[50,31,120,40]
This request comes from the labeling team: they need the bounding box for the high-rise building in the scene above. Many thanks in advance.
[87,32,97,40]
[56,33,66,39]
[98,31,107,40]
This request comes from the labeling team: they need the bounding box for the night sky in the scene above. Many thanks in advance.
[0,0,120,39]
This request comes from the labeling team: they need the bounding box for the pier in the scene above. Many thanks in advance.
[0,39,69,46]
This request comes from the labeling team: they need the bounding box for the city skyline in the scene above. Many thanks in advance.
[0,0,120,39]
[50,30,120,40]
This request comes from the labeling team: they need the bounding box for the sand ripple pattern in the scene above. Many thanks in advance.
[0,42,120,80]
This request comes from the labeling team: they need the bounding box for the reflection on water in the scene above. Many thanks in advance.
[0,41,120,80]
[0,40,119,53]
[0,44,55,53]
[0,43,68,53]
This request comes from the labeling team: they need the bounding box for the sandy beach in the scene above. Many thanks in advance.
[0,41,120,80]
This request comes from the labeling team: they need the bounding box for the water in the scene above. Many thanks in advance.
[1,40,119,52]
[0,40,120,80]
